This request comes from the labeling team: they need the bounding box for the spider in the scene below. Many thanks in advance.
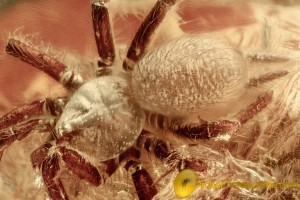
[0,0,294,199]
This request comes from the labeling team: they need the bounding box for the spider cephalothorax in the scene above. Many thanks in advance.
[0,1,296,200]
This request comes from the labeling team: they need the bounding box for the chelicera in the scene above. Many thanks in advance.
[0,1,291,199]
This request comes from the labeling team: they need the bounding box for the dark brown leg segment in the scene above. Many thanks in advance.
[123,0,177,71]
[247,52,290,63]
[0,119,41,159]
[0,100,44,130]
[6,39,82,88]
[171,120,240,140]
[0,97,65,130]
[125,161,158,200]
[138,132,207,172]
[247,70,289,87]
[32,143,101,199]
[58,146,101,186]
[92,1,115,76]
[169,92,273,140]
[31,143,53,169]
[0,98,65,159]
[42,154,69,200]
[237,91,273,125]
[132,168,157,200]
[99,146,141,179]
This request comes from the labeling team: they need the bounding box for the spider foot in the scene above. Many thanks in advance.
[247,51,290,63]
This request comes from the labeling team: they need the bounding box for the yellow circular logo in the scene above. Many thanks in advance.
[173,169,198,197]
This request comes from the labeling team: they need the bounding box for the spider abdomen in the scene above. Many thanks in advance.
[131,36,247,117]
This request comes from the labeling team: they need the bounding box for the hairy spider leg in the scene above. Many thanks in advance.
[245,52,291,87]
[0,98,66,160]
[31,137,101,200]
[144,112,240,141]
[58,146,101,185]
[123,0,178,71]
[42,153,69,200]
[137,131,208,172]
[0,119,41,159]
[174,91,273,140]
[237,91,273,125]
[6,38,83,89]
[100,145,157,200]
[247,70,289,87]
[247,51,290,63]
[144,91,273,143]
[92,1,115,76]
[170,119,240,140]
[99,146,141,179]
[124,160,158,200]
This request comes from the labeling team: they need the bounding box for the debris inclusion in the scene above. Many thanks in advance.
[56,76,145,160]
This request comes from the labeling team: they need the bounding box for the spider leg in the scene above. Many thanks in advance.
[247,51,290,63]
[246,51,290,87]
[137,131,208,172]
[99,147,157,200]
[170,119,240,140]
[0,97,66,159]
[172,91,273,139]
[6,39,83,89]
[92,1,115,76]
[247,70,289,87]
[41,153,69,200]
[58,146,101,186]
[214,187,231,200]
[145,91,273,142]
[31,141,101,200]
[100,146,141,180]
[145,112,240,140]
[123,0,178,71]
[237,91,273,125]
[0,119,44,159]
[124,160,158,200]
